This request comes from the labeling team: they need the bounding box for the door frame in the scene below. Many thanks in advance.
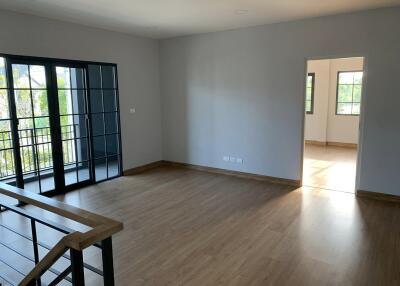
[299,54,369,193]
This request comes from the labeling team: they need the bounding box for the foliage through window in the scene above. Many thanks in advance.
[336,71,363,115]
[305,73,315,114]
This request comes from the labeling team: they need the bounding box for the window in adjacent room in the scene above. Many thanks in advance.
[336,71,363,115]
[305,73,315,114]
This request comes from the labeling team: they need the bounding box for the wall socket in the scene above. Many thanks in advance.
[223,156,243,164]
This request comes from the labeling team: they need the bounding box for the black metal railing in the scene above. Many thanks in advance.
[0,124,77,180]
[0,183,122,286]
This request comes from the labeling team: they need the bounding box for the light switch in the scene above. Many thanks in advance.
[130,108,136,114]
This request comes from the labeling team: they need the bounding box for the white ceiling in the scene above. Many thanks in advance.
[0,0,399,39]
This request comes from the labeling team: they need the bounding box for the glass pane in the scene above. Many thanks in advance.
[352,103,361,115]
[106,134,119,155]
[0,148,15,178]
[37,143,53,169]
[338,85,353,102]
[12,64,30,88]
[88,65,101,88]
[93,136,105,158]
[20,145,36,174]
[103,90,117,112]
[0,57,6,88]
[306,87,312,100]
[0,117,15,187]
[30,65,46,89]
[91,114,104,136]
[353,85,362,103]
[0,120,12,149]
[72,89,86,114]
[76,138,89,161]
[0,90,10,119]
[35,117,50,141]
[40,168,55,193]
[307,75,313,87]
[18,123,35,146]
[102,66,115,88]
[32,90,49,116]
[108,155,119,178]
[78,162,90,182]
[90,89,103,112]
[95,158,107,182]
[338,72,353,84]
[18,118,34,129]
[15,90,33,118]
[354,72,363,84]
[63,139,76,165]
[34,116,50,128]
[23,172,40,194]
[70,68,85,89]
[305,101,311,113]
[74,115,87,138]
[65,167,78,186]
[60,116,75,140]
[56,67,70,89]
[105,113,117,134]
[58,89,73,115]
[337,103,352,115]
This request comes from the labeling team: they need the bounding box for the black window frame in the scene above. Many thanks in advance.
[0,52,123,197]
[335,70,363,116]
[305,73,315,114]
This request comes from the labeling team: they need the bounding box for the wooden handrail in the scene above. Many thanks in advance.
[19,234,73,286]
[0,182,123,285]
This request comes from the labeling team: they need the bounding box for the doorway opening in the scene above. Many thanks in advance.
[302,57,365,193]
[0,54,122,202]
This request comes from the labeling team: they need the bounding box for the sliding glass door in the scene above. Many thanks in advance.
[0,55,122,196]
[87,65,121,182]
[11,61,55,193]
[56,65,91,188]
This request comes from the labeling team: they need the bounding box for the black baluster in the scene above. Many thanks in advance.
[102,237,115,286]
[70,249,85,285]
[31,220,41,286]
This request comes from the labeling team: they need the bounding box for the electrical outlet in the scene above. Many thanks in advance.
[229,156,236,162]
[236,158,243,164]
[223,156,230,162]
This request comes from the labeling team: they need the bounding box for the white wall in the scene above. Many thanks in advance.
[160,7,400,196]
[305,58,364,144]
[304,60,330,142]
[0,9,162,170]
[327,58,363,144]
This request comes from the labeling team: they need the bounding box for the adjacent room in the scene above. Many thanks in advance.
[303,57,364,193]
[0,1,400,286]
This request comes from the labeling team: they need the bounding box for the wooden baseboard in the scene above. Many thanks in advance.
[162,160,301,187]
[123,161,164,176]
[305,140,326,146]
[327,141,357,148]
[305,140,357,148]
[357,190,400,204]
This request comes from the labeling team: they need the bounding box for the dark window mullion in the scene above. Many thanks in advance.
[99,66,109,179]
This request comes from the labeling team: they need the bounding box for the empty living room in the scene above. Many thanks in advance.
[0,1,400,285]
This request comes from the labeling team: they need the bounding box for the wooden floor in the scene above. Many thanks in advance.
[303,144,358,193]
[1,166,400,285]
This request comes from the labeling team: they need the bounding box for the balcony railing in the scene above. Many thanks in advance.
[0,124,78,180]
[0,182,123,285]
